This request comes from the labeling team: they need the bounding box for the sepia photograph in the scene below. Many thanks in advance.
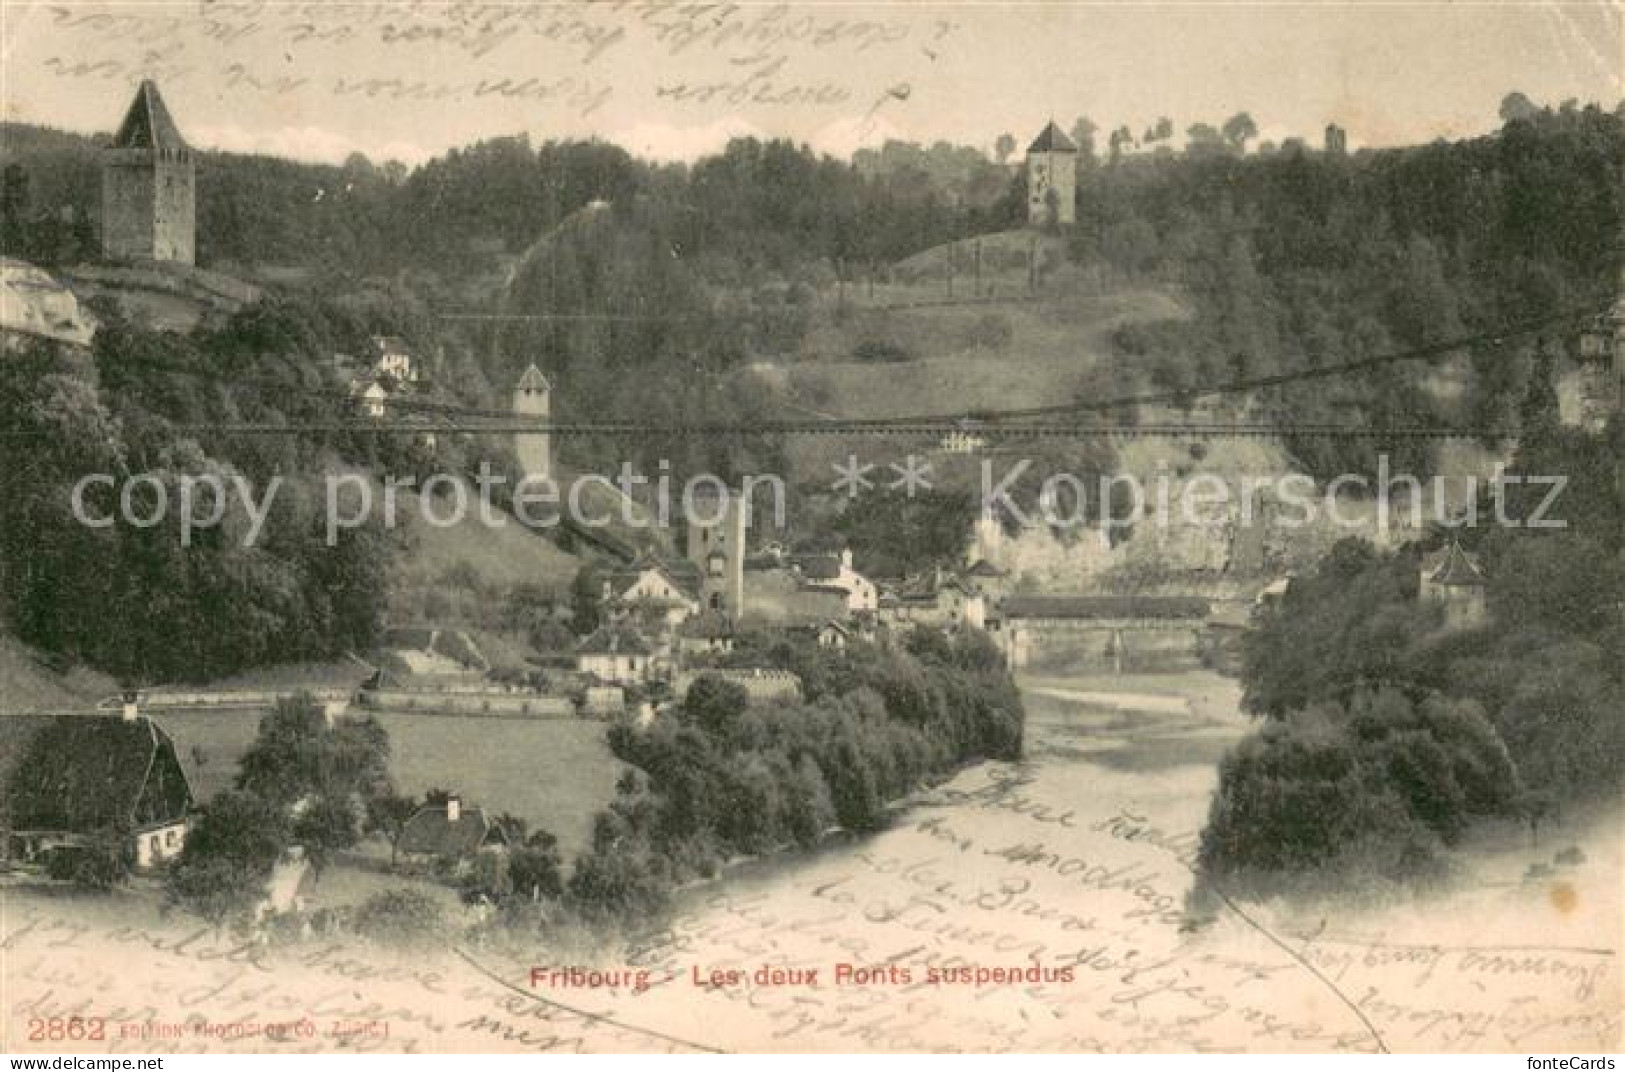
[0,0,1621,1059]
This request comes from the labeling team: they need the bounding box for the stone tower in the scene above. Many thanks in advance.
[101,80,195,265]
[513,364,551,483]
[685,486,747,618]
[1025,121,1078,228]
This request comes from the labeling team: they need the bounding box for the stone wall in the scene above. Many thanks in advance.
[101,149,194,265]
[358,689,577,719]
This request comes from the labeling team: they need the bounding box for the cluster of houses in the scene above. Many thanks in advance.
[564,520,1020,688]
[340,335,426,420]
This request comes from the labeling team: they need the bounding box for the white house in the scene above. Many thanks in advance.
[370,335,418,384]
[575,625,658,685]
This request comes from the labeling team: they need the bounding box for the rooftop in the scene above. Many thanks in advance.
[398,803,504,857]
[606,555,702,601]
[1027,121,1078,155]
[0,714,192,834]
[516,363,551,393]
[110,80,190,153]
[1423,540,1486,588]
[576,625,655,657]
[678,609,736,639]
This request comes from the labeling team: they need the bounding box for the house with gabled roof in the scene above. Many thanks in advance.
[397,796,508,868]
[961,558,1010,599]
[575,624,658,684]
[378,626,489,680]
[677,608,736,655]
[601,555,702,627]
[790,548,877,613]
[0,712,194,871]
[878,569,985,630]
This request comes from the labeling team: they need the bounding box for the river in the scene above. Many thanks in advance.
[575,670,1622,1053]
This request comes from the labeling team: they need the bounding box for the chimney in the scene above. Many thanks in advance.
[841,548,854,572]
[446,796,461,823]
[120,690,140,723]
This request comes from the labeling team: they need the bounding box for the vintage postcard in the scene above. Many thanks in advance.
[0,0,1621,1057]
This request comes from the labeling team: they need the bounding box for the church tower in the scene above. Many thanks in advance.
[685,487,746,618]
[514,364,552,483]
[101,80,195,265]
[1025,121,1078,228]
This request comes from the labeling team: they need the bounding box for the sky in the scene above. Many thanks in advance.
[1,1,1620,166]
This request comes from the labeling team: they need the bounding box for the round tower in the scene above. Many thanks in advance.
[514,364,551,483]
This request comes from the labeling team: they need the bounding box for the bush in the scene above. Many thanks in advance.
[43,840,129,889]
[459,852,514,906]
[566,840,673,924]
[352,889,447,948]
[509,833,565,901]
[1198,688,1516,890]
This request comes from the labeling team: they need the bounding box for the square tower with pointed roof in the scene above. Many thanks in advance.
[101,80,196,265]
[1025,121,1078,227]
[514,363,552,482]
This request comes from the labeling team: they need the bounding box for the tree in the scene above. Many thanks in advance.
[459,851,514,905]
[1517,339,1562,437]
[367,792,420,867]
[509,829,565,901]
[236,695,389,810]
[680,675,750,737]
[1186,123,1226,156]
[166,791,290,926]
[1069,118,1099,165]
[1108,126,1135,164]
[994,133,1016,164]
[1499,91,1540,125]
[1,164,30,256]
[1222,112,1259,153]
[570,563,605,635]
[292,794,362,877]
